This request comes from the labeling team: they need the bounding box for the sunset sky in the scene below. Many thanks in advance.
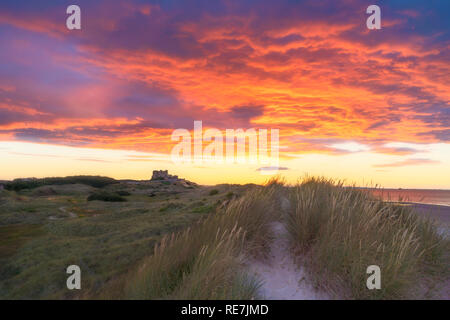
[0,0,449,188]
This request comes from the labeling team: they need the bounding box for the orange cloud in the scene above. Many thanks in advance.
[0,0,448,160]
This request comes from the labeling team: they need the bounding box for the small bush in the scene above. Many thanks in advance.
[116,190,131,196]
[87,192,126,202]
[191,204,215,214]
[209,189,219,196]
[225,191,235,200]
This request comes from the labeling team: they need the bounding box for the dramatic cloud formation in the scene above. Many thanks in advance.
[0,0,448,163]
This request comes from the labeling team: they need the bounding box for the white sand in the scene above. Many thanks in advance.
[247,221,330,300]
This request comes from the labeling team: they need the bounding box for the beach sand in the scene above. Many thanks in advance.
[410,203,450,237]
[411,203,450,225]
[247,221,330,300]
[248,201,449,300]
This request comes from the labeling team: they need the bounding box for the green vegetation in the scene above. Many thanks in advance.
[87,192,127,202]
[0,178,233,299]
[225,191,235,200]
[209,189,219,196]
[124,183,280,299]
[116,190,131,196]
[5,176,117,191]
[285,177,449,299]
[159,203,184,212]
[190,202,215,214]
[0,224,44,260]
[0,175,448,300]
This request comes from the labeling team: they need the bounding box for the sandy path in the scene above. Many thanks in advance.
[48,207,77,220]
[248,221,330,299]
[246,197,449,300]
[247,196,330,299]
[59,206,77,218]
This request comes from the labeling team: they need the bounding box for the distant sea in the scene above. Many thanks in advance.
[366,188,450,207]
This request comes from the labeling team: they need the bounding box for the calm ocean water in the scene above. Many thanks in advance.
[367,189,450,207]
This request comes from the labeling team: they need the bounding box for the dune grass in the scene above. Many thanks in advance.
[1,176,447,299]
[286,177,449,299]
[123,182,280,299]
[0,181,230,299]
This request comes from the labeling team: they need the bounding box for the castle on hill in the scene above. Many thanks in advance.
[151,170,180,181]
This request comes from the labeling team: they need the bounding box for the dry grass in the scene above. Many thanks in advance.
[286,177,449,299]
[123,181,281,299]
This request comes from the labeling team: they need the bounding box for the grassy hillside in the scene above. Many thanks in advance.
[4,176,117,191]
[0,176,448,299]
[0,178,249,299]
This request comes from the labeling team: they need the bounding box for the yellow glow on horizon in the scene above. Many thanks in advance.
[1,141,449,189]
